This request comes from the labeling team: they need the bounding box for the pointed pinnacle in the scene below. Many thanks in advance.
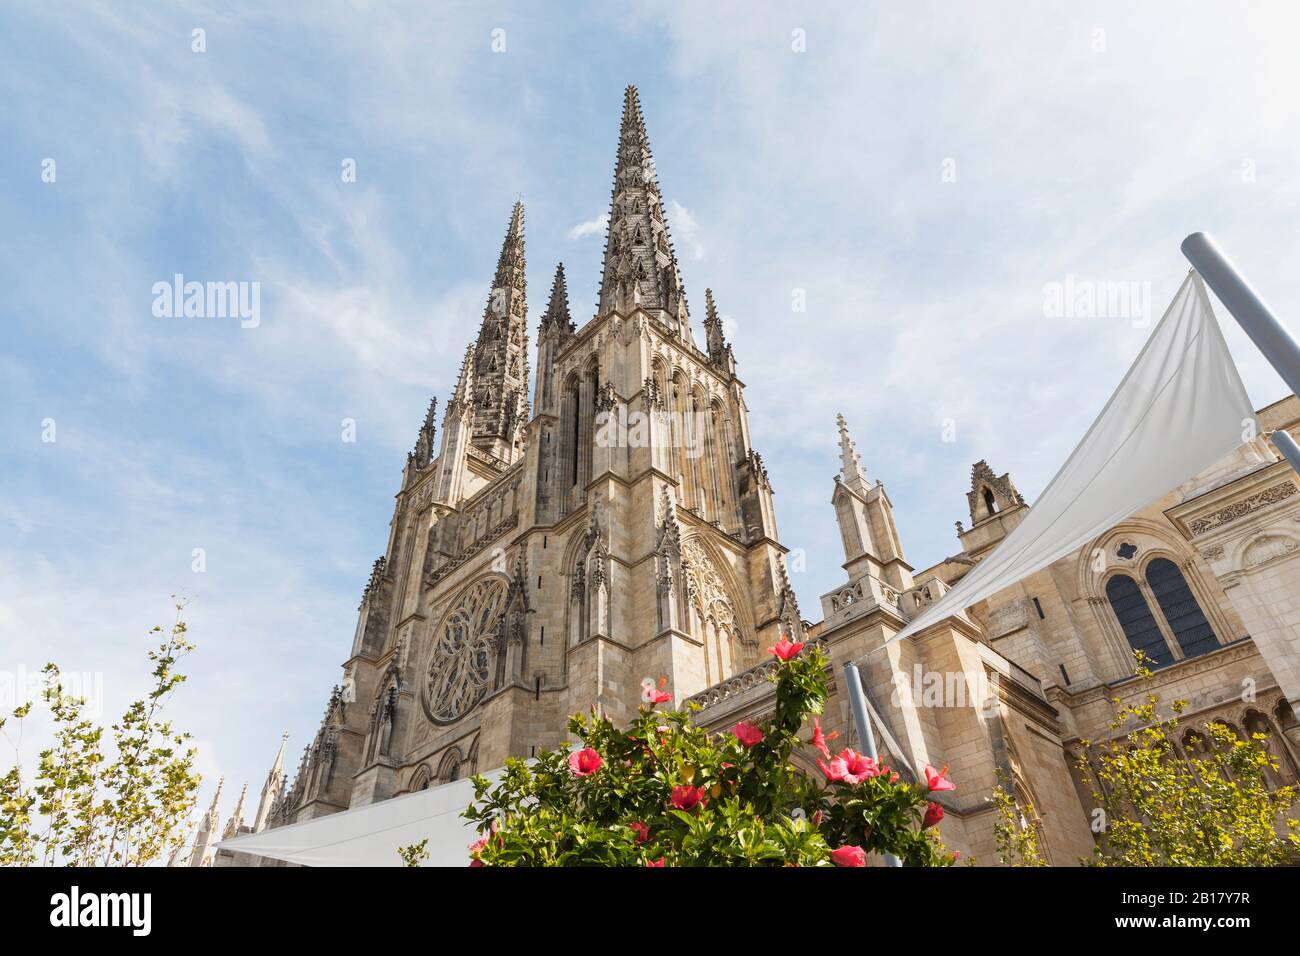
[543,262,573,332]
[836,414,870,492]
[704,288,719,324]
[492,201,526,289]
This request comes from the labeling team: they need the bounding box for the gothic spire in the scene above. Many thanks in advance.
[254,731,289,833]
[541,262,575,337]
[446,342,476,418]
[470,201,530,462]
[222,784,247,840]
[409,397,438,470]
[597,86,690,330]
[703,289,731,364]
[490,200,526,293]
[836,414,871,495]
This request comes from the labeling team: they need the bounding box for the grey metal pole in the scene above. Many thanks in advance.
[842,662,901,867]
[1181,232,1300,476]
[1271,427,1300,477]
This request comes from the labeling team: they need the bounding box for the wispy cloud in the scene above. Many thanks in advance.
[668,200,704,261]
[568,212,609,240]
[5,0,1300,828]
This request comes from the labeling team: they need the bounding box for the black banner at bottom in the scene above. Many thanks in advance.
[0,864,1273,942]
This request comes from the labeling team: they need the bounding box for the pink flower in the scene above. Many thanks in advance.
[646,857,665,867]
[840,749,880,784]
[811,718,837,759]
[768,639,805,661]
[831,845,867,868]
[923,802,944,829]
[671,785,707,811]
[568,747,603,777]
[923,763,955,793]
[817,755,847,782]
[818,748,878,784]
[630,821,650,845]
[732,721,764,748]
[650,689,672,704]
[469,834,489,867]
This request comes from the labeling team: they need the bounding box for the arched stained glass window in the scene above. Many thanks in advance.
[1145,558,1217,660]
[1105,574,1173,668]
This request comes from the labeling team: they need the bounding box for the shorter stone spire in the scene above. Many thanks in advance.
[255,731,290,832]
[702,289,732,366]
[409,397,438,470]
[222,784,248,840]
[446,343,476,419]
[836,414,870,496]
[541,262,575,336]
[188,777,224,866]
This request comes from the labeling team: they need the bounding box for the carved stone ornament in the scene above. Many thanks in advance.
[1189,481,1297,536]
[424,578,508,724]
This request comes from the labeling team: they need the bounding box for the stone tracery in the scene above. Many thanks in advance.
[423,577,508,724]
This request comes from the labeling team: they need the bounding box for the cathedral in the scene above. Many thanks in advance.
[209,86,1300,866]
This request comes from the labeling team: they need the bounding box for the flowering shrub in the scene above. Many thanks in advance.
[992,653,1300,866]
[461,642,956,867]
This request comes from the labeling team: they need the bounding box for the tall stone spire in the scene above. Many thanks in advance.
[836,414,871,496]
[254,731,289,833]
[471,201,530,463]
[597,86,690,335]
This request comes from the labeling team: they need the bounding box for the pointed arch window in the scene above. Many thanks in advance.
[1145,558,1217,660]
[1105,574,1173,668]
[983,487,997,516]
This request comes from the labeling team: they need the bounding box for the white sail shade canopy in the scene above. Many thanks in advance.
[888,271,1255,645]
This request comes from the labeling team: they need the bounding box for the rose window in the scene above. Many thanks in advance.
[424,579,507,724]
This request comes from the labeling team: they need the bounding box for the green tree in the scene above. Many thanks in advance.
[447,643,956,867]
[0,602,202,866]
[993,653,1300,866]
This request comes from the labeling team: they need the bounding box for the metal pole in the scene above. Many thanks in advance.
[842,662,901,867]
[1271,427,1300,477]
[1181,232,1300,476]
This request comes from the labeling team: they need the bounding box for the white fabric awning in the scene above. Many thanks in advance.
[888,271,1255,645]
[216,773,495,867]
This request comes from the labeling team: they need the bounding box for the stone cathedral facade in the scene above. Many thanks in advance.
[238,87,1300,865]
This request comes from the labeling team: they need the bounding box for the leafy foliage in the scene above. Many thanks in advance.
[993,652,1300,866]
[453,643,956,867]
[0,602,202,866]
[990,773,1048,867]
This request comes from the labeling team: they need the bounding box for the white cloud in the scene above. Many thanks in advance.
[667,200,705,260]
[568,212,609,240]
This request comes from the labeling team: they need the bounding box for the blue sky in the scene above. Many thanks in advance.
[4,1,1300,827]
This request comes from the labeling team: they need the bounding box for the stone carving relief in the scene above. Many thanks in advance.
[1189,481,1297,536]
[1243,533,1300,569]
[681,538,746,645]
